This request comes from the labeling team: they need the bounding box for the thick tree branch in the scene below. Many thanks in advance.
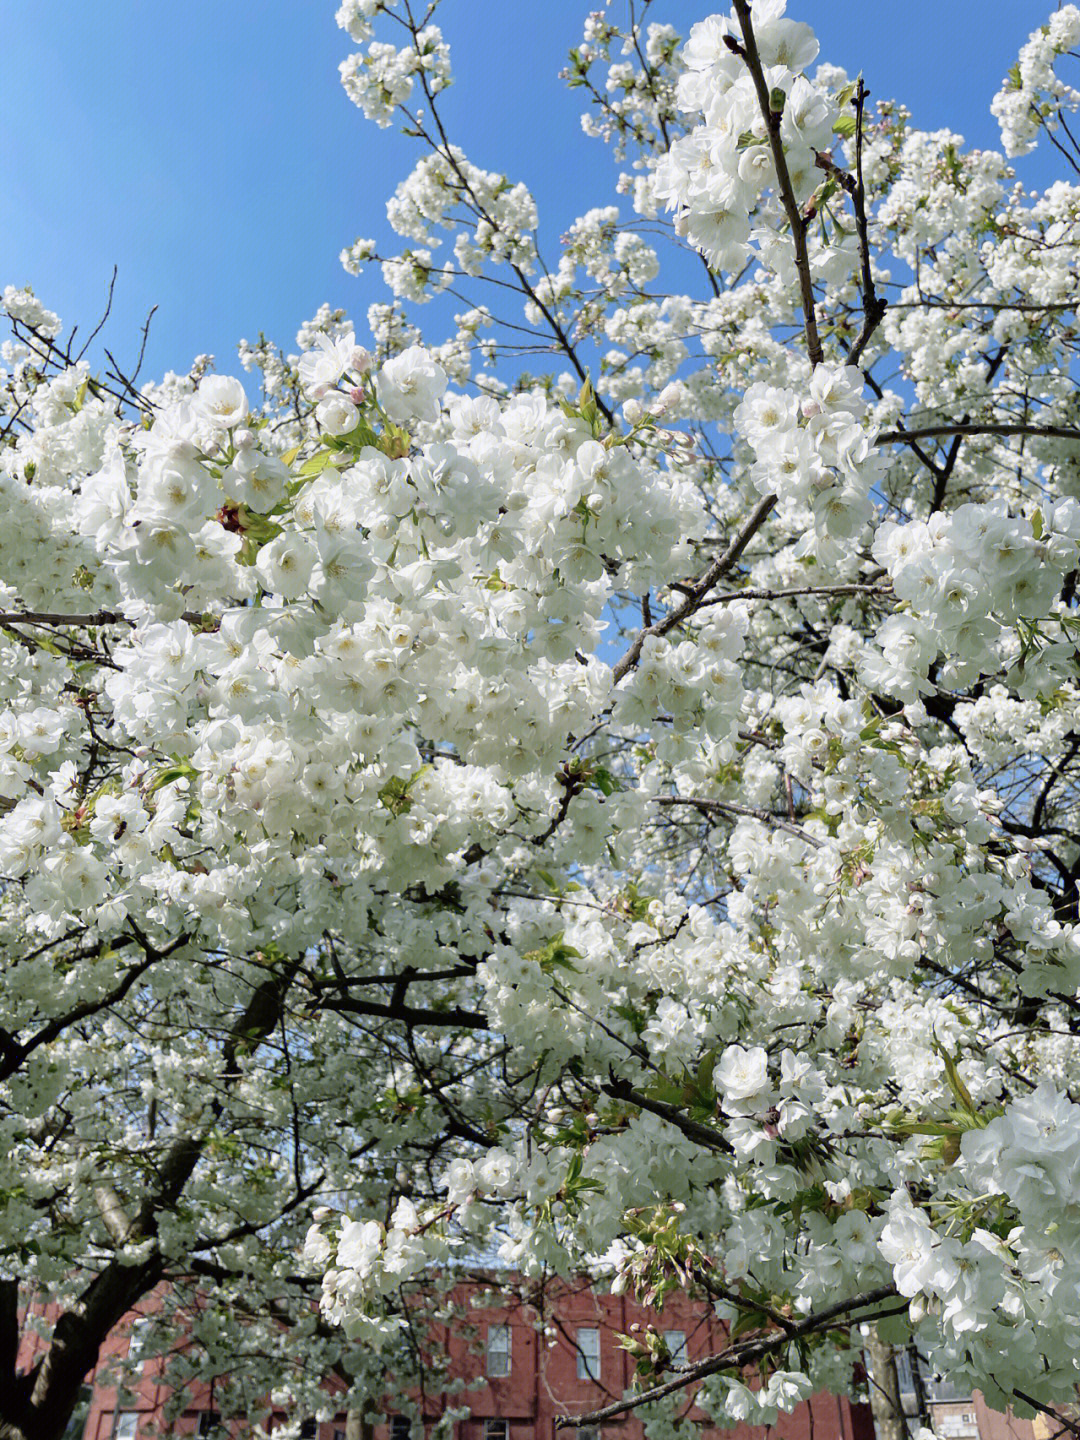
[878,422,1080,446]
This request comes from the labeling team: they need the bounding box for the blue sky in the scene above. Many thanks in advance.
[0,2,1061,386]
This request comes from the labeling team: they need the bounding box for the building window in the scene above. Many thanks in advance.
[576,1328,600,1382]
[936,1414,979,1437]
[391,1418,412,1440]
[483,1422,507,1440]
[896,1348,970,1407]
[300,1424,318,1440]
[114,1417,138,1440]
[579,1428,601,1440]
[662,1331,687,1366]
[197,1415,222,1438]
[126,1316,152,1369]
[487,1323,511,1377]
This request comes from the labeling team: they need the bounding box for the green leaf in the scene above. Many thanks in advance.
[731,1308,769,1340]
[592,766,619,796]
[832,114,857,138]
[835,79,859,109]
[298,449,342,478]
[646,1074,688,1108]
[377,766,433,818]
[937,1043,978,1118]
[148,762,197,795]
[523,933,583,975]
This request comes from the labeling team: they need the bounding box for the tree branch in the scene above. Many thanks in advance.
[558,1285,902,1426]
[613,492,777,683]
[731,0,823,366]
[654,795,823,847]
[878,422,1080,446]
[601,1075,732,1155]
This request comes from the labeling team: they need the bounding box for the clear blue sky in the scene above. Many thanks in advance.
[0,2,1060,385]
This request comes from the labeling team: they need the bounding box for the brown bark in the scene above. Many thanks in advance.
[864,1325,906,1440]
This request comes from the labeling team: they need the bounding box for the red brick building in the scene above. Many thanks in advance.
[41,1278,875,1440]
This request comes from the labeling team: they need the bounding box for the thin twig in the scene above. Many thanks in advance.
[0,610,208,629]
[848,80,888,364]
[1013,1393,1080,1439]
[696,581,890,606]
[75,266,118,364]
[612,492,777,683]
[654,795,823,848]
[731,1,823,366]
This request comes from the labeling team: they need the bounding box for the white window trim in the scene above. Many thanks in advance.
[576,1328,600,1382]
[486,1323,511,1377]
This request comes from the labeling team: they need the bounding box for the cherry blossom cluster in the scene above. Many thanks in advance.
[991,6,1080,157]
[734,362,882,543]
[653,3,840,272]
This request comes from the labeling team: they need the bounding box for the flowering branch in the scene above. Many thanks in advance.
[730,0,824,367]
[612,492,777,683]
[653,795,823,848]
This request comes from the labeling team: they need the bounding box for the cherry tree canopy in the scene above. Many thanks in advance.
[3,2,1080,1438]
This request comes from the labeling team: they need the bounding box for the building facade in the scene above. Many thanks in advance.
[894,1350,1039,1440]
[46,1279,875,1440]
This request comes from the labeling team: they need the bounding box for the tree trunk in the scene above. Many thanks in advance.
[864,1325,907,1440]
[345,1413,374,1440]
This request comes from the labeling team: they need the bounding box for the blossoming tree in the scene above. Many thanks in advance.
[4,2,1080,1438]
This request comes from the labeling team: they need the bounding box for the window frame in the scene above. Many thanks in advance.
[483,1420,508,1440]
[576,1328,601,1382]
[662,1330,688,1366]
[486,1322,512,1378]
[126,1316,152,1368]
